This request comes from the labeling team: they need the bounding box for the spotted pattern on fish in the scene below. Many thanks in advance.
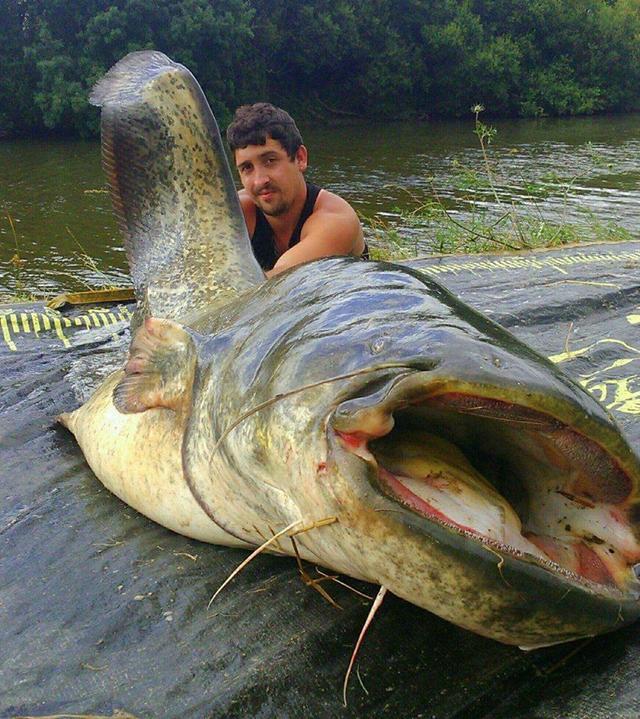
[90,51,264,328]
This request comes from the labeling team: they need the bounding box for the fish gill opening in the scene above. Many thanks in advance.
[336,392,640,590]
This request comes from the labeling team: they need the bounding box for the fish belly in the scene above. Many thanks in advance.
[61,371,247,547]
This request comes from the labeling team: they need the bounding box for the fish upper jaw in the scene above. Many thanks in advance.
[329,370,640,598]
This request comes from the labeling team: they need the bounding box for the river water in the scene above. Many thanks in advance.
[1,113,639,298]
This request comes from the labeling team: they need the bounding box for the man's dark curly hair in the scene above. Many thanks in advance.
[226,103,303,159]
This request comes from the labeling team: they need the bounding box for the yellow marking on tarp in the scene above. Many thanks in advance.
[0,315,16,351]
[581,376,640,415]
[420,249,640,278]
[546,259,569,275]
[89,311,103,326]
[549,346,592,364]
[545,332,640,415]
[627,314,640,325]
[99,312,112,327]
[0,305,131,351]
[51,315,71,348]
[610,357,637,367]
[549,338,640,365]
[580,357,638,380]
[89,310,110,327]
[502,258,525,269]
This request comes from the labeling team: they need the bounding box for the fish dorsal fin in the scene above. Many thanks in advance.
[90,51,264,326]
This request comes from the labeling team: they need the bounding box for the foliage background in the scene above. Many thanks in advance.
[1,0,640,136]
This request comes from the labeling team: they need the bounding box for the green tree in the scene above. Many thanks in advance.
[0,0,639,135]
[0,0,40,134]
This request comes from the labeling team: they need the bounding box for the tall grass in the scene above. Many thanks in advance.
[365,107,634,261]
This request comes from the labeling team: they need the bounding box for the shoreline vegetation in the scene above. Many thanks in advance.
[2,0,640,138]
[366,107,636,261]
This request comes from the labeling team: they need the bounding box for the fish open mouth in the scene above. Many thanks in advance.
[333,374,640,593]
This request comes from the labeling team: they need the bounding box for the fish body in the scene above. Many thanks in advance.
[62,51,640,649]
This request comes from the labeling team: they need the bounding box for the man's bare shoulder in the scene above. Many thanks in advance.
[300,188,364,255]
[314,188,358,218]
[311,189,362,237]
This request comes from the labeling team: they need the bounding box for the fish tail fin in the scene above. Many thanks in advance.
[89,50,174,107]
[89,51,263,326]
[113,317,197,414]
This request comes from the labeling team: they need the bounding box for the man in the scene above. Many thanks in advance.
[226,103,367,277]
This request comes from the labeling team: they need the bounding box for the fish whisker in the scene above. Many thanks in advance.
[356,665,369,696]
[207,519,301,608]
[290,536,342,610]
[314,567,375,600]
[211,364,412,458]
[343,585,388,707]
[207,516,338,608]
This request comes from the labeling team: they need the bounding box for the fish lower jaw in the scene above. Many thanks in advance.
[377,466,543,558]
[333,390,640,594]
[381,464,634,589]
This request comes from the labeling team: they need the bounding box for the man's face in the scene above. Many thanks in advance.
[235,137,307,217]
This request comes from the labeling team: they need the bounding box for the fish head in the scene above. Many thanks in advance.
[180,258,640,647]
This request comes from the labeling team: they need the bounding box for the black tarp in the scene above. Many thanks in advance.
[2,241,640,719]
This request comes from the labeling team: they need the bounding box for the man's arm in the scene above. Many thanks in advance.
[267,192,364,277]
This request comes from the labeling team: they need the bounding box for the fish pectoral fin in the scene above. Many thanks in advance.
[113,317,196,414]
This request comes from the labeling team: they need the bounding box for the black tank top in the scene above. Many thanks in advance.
[251,182,321,271]
[250,182,368,270]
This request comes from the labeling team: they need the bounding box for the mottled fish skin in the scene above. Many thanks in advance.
[60,371,250,547]
[90,51,264,327]
[65,256,640,645]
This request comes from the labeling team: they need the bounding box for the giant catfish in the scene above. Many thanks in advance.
[62,51,640,650]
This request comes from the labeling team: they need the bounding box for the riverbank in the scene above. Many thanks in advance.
[366,201,636,262]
